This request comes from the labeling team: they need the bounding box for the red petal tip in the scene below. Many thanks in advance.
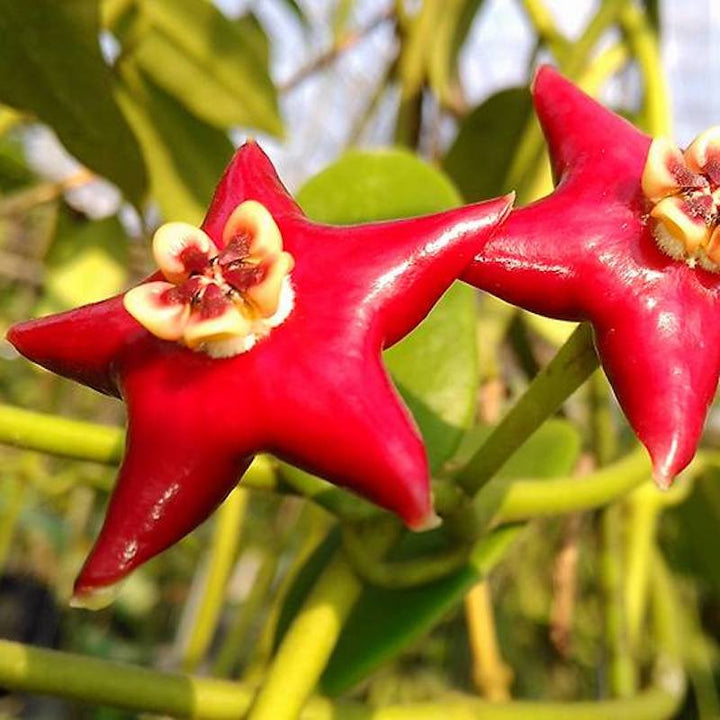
[652,466,675,491]
[5,321,28,352]
[69,582,123,611]
[647,433,694,491]
[530,64,558,95]
[408,510,443,533]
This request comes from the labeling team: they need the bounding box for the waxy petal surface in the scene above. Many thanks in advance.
[462,65,720,482]
[8,141,512,596]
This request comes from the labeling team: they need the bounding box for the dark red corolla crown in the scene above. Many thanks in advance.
[463,65,720,485]
[8,141,512,605]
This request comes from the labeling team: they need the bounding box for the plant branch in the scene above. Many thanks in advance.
[279,9,394,93]
[246,530,391,720]
[601,503,638,697]
[455,323,598,498]
[0,637,685,719]
[179,488,249,673]
[0,169,94,218]
[465,581,514,700]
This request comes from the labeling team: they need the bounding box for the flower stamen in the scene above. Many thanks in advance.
[642,127,720,271]
[124,201,295,357]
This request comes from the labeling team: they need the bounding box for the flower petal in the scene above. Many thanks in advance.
[153,222,215,283]
[184,302,251,351]
[641,137,690,203]
[123,282,190,340]
[651,195,710,254]
[245,252,295,318]
[684,125,720,180]
[222,200,283,261]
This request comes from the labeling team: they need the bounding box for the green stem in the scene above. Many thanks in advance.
[519,0,569,60]
[0,637,684,720]
[623,484,660,653]
[0,404,124,465]
[248,526,397,720]
[0,403,276,492]
[601,503,638,697]
[456,323,598,497]
[465,581,514,700]
[508,0,628,200]
[589,370,617,465]
[246,550,364,720]
[0,638,255,719]
[212,549,279,677]
[563,0,629,76]
[342,524,471,588]
[180,488,248,673]
[280,463,381,522]
[619,3,671,136]
[393,0,441,147]
[649,551,684,670]
[495,447,649,523]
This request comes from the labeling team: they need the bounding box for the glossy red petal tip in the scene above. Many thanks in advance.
[647,436,693,491]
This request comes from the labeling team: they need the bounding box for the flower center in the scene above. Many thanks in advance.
[642,127,720,271]
[123,200,295,358]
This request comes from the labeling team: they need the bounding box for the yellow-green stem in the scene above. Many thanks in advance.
[465,581,513,700]
[520,0,569,60]
[179,488,249,673]
[213,549,279,677]
[248,524,398,720]
[495,447,649,523]
[246,550,364,720]
[619,3,671,136]
[623,484,660,653]
[0,403,276,492]
[457,323,598,498]
[601,503,638,697]
[0,637,684,720]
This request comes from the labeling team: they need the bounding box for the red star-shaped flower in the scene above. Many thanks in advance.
[8,141,511,603]
[462,65,720,486]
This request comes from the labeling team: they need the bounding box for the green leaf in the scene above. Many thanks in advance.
[298,149,478,470]
[298,148,461,223]
[0,0,147,206]
[117,67,234,224]
[130,0,282,136]
[36,211,129,316]
[495,418,581,480]
[443,88,532,202]
[320,419,580,695]
[385,285,478,471]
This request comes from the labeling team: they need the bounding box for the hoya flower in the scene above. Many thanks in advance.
[462,65,720,487]
[8,141,512,605]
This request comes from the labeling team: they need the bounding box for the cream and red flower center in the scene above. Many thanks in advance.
[642,127,720,271]
[124,200,295,358]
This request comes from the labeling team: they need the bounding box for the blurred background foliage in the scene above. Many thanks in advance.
[0,0,718,718]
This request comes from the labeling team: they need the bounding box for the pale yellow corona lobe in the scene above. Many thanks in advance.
[642,127,720,272]
[123,201,295,357]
